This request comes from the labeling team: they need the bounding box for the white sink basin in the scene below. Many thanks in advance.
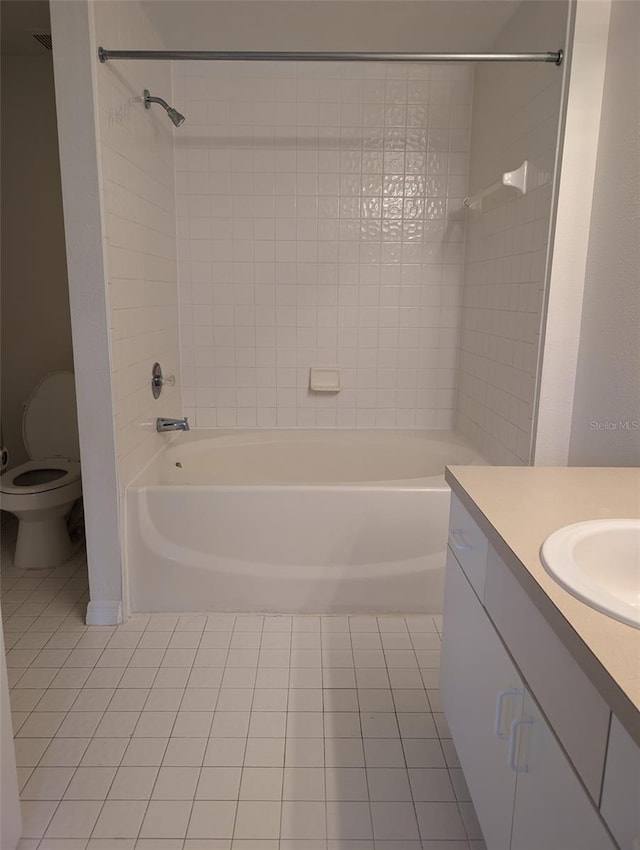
[541,519,640,629]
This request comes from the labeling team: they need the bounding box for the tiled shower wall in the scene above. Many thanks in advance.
[93,0,182,487]
[175,62,472,428]
[454,1,568,464]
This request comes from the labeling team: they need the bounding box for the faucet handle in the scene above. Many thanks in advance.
[151,362,176,398]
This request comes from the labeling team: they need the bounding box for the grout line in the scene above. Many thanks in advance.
[227,613,259,844]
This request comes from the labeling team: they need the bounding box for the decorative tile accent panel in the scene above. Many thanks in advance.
[454,2,568,464]
[93,1,181,486]
[174,61,472,428]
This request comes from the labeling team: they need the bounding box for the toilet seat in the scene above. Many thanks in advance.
[0,459,81,496]
[1,371,82,569]
[0,371,81,498]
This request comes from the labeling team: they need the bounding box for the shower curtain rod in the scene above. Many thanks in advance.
[98,47,564,65]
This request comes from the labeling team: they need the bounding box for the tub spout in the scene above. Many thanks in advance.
[156,417,190,432]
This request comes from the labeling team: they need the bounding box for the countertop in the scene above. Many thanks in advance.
[445,465,640,744]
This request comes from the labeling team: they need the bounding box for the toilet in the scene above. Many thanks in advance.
[0,372,82,569]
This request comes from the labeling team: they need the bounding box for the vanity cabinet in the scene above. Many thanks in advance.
[441,550,522,850]
[441,495,619,850]
[601,717,640,850]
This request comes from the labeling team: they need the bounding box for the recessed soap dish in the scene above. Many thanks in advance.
[309,367,341,392]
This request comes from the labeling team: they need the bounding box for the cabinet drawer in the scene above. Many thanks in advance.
[448,494,489,599]
[484,545,610,803]
[601,716,640,850]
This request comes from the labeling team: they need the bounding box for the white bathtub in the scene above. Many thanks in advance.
[126,430,484,614]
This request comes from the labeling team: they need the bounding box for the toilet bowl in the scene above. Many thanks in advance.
[0,372,82,569]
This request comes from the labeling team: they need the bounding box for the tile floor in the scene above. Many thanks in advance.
[1,516,486,850]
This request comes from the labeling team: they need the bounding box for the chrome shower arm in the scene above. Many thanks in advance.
[144,90,171,111]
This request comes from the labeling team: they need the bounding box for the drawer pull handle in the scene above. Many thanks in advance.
[494,689,522,740]
[450,529,473,552]
[508,716,533,773]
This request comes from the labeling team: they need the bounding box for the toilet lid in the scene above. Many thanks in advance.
[23,372,80,461]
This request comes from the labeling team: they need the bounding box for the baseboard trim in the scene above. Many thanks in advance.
[85,600,123,626]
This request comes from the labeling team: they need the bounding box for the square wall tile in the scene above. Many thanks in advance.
[174,61,473,429]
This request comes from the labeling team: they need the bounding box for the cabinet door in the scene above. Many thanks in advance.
[440,549,523,850]
[510,690,617,850]
[601,716,640,850]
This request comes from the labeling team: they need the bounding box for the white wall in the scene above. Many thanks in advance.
[0,619,21,850]
[0,54,74,469]
[454,0,569,465]
[532,0,613,466]
[176,61,472,428]
[142,1,524,55]
[568,0,640,466]
[51,0,181,623]
[51,0,123,624]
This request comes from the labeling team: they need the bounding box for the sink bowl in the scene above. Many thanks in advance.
[541,519,640,629]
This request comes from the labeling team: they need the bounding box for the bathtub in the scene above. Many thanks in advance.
[126,430,485,614]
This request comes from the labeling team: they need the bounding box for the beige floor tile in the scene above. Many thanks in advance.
[44,800,103,838]
[139,800,192,839]
[64,767,117,800]
[196,766,242,799]
[186,801,236,839]
[21,767,75,800]
[92,799,148,839]
[239,767,283,801]
[152,766,200,800]
[234,800,281,839]
[108,765,159,799]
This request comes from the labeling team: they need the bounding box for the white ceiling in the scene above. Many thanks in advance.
[139,0,527,53]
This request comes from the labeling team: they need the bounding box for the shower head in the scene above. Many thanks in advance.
[143,89,185,127]
[166,106,186,127]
